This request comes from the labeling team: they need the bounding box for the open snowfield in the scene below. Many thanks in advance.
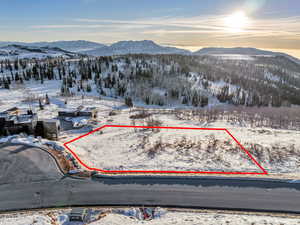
[0,209,300,225]
[68,125,262,172]
[63,99,300,176]
[0,80,61,112]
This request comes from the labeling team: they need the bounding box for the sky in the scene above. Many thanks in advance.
[1,0,300,57]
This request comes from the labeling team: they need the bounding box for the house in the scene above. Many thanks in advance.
[69,208,88,222]
[58,105,85,118]
[58,106,98,130]
[35,119,60,140]
[58,108,79,117]
[78,107,98,119]
[42,119,60,140]
[16,114,38,134]
[58,106,97,119]
[0,107,60,140]
[0,110,38,136]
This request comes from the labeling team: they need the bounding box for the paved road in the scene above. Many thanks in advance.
[0,143,62,185]
[0,144,300,213]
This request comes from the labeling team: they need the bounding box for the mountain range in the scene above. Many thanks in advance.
[81,40,191,56]
[0,40,299,62]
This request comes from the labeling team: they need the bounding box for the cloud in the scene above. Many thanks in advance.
[73,14,300,35]
[30,25,87,29]
[27,14,300,50]
[30,21,153,30]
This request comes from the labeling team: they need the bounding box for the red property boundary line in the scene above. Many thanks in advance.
[63,125,268,175]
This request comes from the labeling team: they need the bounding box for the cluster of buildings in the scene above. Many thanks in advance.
[0,106,98,140]
[0,107,59,140]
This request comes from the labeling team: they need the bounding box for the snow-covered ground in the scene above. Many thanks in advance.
[0,45,78,60]
[97,212,300,225]
[213,54,255,60]
[67,110,300,175]
[0,82,299,177]
[0,208,299,225]
[0,80,61,112]
[68,124,261,172]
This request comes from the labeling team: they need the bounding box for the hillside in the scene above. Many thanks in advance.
[0,53,300,178]
[0,40,106,52]
[194,47,278,56]
[0,54,300,108]
[0,45,80,59]
[82,40,191,56]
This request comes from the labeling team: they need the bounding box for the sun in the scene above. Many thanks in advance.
[224,11,250,32]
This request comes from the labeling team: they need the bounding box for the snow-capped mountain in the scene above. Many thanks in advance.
[82,40,191,56]
[0,45,80,59]
[0,40,105,53]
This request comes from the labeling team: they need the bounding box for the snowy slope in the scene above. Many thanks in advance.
[82,40,191,56]
[0,40,106,52]
[0,44,80,59]
[67,110,300,175]
[29,40,106,52]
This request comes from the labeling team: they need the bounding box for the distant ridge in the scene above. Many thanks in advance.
[82,40,191,56]
[0,40,106,52]
[0,40,298,63]
[193,47,277,55]
[0,44,80,59]
[193,47,300,63]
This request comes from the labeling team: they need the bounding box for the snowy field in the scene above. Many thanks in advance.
[66,104,300,176]
[0,208,299,225]
[0,80,299,177]
[68,125,261,172]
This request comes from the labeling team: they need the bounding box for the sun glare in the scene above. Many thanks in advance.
[224,11,250,32]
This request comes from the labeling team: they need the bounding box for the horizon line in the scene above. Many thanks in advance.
[1,39,300,59]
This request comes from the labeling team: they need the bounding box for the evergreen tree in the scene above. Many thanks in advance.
[86,84,92,92]
[4,80,10,89]
[45,94,50,105]
[125,97,133,107]
[39,99,44,110]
